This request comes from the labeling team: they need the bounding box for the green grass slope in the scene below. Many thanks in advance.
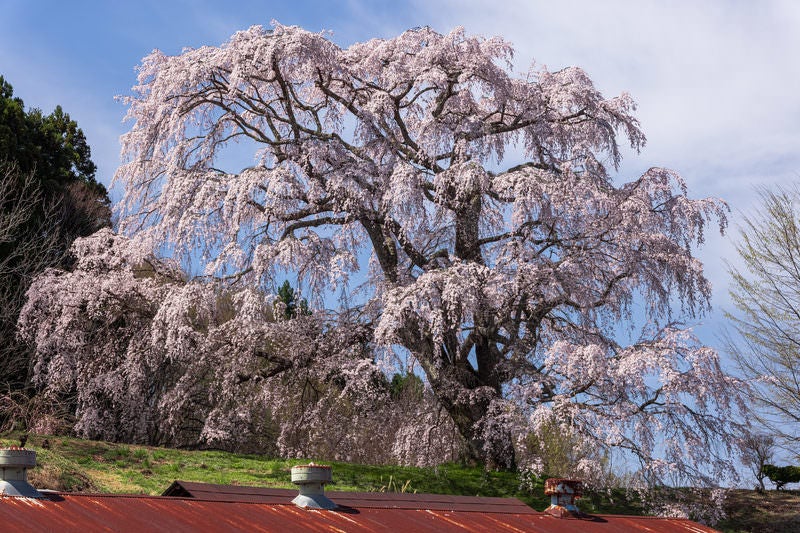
[0,433,634,514]
[3,433,799,532]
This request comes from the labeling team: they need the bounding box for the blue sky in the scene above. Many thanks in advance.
[2,0,800,353]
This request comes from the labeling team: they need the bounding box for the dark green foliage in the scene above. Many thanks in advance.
[389,373,424,400]
[0,75,111,395]
[762,464,800,490]
[0,76,104,194]
[275,280,310,319]
[0,75,109,244]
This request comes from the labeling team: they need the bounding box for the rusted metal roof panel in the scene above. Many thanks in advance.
[164,480,537,512]
[0,493,718,532]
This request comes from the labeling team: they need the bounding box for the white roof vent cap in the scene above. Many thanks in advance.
[0,448,43,498]
[291,463,336,510]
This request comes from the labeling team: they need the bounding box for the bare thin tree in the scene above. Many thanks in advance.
[0,162,63,390]
[727,185,800,450]
[740,433,776,492]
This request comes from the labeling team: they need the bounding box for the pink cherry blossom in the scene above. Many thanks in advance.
[20,23,747,484]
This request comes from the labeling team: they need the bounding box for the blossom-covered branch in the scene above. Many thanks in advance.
[23,23,746,481]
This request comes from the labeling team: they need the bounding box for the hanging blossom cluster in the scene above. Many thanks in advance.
[20,22,748,481]
[18,229,458,463]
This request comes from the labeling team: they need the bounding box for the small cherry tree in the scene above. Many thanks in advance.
[25,23,745,480]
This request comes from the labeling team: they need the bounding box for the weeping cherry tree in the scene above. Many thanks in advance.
[23,23,745,481]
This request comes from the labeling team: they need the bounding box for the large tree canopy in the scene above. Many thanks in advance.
[24,24,743,482]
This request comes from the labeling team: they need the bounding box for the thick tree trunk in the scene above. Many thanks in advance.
[409,192,517,468]
[423,340,516,469]
[431,376,516,470]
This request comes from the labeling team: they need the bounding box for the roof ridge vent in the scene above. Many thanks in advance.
[0,447,43,498]
[291,463,336,510]
[544,478,584,518]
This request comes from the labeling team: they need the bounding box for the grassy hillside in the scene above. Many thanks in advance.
[0,433,636,514]
[2,433,799,532]
[717,490,800,533]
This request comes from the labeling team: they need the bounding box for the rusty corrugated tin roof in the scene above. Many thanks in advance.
[163,480,537,512]
[0,492,719,532]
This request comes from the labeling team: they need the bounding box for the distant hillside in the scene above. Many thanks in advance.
[2,433,798,532]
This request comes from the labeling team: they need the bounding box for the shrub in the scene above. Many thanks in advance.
[761,464,800,490]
